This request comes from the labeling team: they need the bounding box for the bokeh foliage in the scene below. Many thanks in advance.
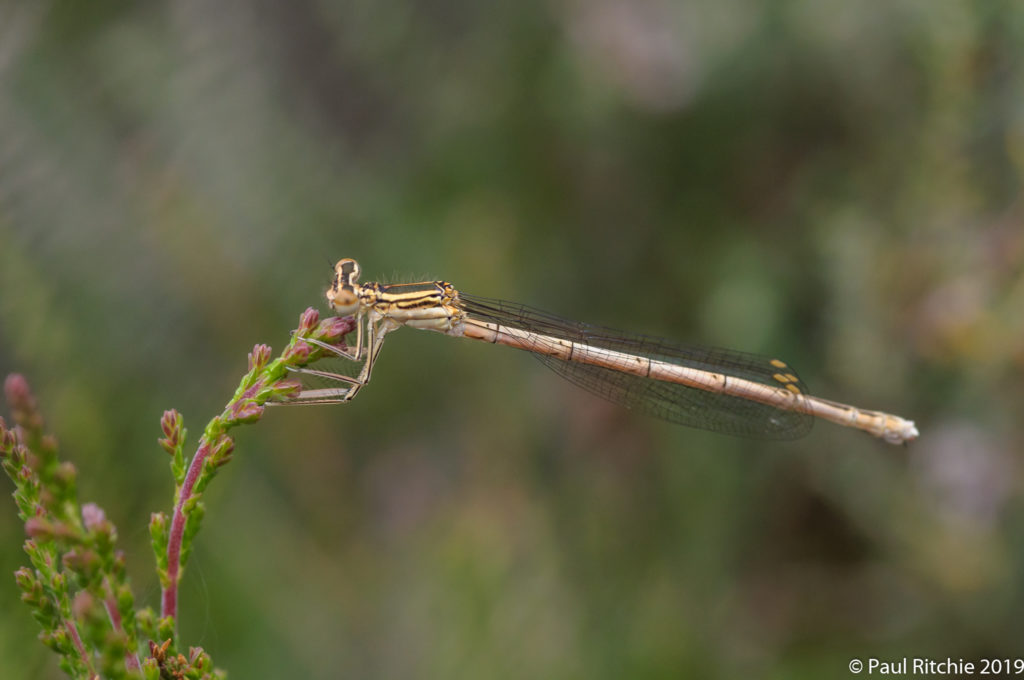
[1,1,1022,678]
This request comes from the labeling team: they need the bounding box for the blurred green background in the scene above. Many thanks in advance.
[2,1,1023,678]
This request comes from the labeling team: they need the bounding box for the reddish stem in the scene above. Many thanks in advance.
[103,580,141,671]
[161,439,213,620]
[65,618,97,678]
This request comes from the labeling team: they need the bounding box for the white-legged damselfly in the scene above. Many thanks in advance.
[287,259,918,444]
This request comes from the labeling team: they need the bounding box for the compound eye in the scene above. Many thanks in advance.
[327,286,359,314]
[336,258,360,285]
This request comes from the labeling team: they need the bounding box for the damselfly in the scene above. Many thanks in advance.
[287,259,918,444]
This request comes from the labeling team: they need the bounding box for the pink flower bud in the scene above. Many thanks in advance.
[247,344,272,372]
[159,410,184,456]
[318,315,357,343]
[14,567,36,592]
[269,379,303,400]
[3,374,32,410]
[298,307,320,333]
[229,401,264,423]
[71,591,95,619]
[160,410,181,439]
[283,340,311,363]
[82,503,106,532]
[24,517,52,539]
[209,434,235,464]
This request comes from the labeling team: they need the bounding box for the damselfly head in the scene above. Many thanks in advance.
[327,258,361,314]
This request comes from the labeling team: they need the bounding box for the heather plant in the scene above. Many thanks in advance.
[0,308,354,679]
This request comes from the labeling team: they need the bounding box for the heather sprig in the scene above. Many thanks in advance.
[2,308,356,679]
[2,375,141,679]
[154,308,355,631]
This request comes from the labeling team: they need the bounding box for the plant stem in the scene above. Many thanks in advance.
[158,310,354,627]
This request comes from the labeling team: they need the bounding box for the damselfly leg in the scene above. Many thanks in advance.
[285,310,399,404]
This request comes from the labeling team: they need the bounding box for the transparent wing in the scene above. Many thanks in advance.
[457,294,814,440]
